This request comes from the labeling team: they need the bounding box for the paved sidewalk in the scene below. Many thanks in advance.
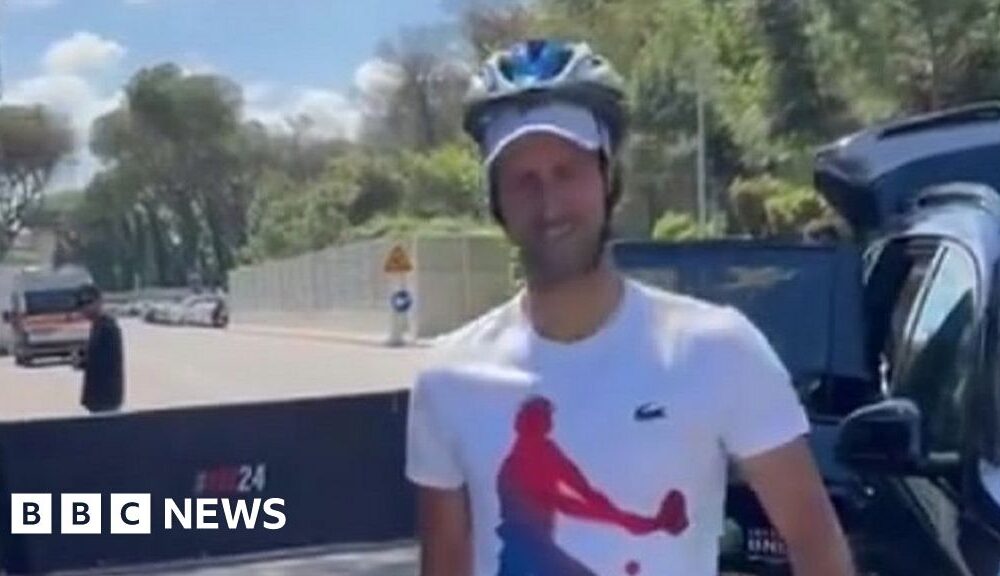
[229,323,436,349]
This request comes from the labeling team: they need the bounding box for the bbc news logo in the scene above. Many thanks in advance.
[10,494,286,535]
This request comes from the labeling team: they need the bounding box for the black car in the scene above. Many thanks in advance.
[615,102,1000,575]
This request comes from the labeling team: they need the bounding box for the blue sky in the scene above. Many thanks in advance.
[4,0,451,92]
[1,0,462,189]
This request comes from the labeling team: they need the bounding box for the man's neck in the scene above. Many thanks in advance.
[523,262,625,343]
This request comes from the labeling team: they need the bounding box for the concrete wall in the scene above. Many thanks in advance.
[228,236,513,338]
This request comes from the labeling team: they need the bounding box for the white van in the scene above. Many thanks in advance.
[3,266,94,366]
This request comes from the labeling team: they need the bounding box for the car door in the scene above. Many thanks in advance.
[867,236,981,574]
[956,263,1000,576]
[889,241,978,452]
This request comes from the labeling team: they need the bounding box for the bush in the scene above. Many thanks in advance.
[402,144,484,218]
[652,211,701,241]
[727,175,830,237]
[651,210,723,241]
[342,214,502,242]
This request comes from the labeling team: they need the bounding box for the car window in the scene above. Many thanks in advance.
[888,248,936,364]
[864,239,939,390]
[893,245,979,452]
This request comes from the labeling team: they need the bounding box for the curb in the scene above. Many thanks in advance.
[229,324,434,349]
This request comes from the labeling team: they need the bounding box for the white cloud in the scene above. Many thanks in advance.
[7,0,60,11]
[6,72,122,191]
[7,74,120,134]
[7,53,406,189]
[10,32,128,189]
[43,31,126,75]
[246,87,362,141]
[353,58,404,99]
[243,82,277,104]
[244,57,414,142]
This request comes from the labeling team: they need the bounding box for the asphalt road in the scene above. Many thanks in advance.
[0,319,430,421]
[1,319,427,575]
[76,542,420,576]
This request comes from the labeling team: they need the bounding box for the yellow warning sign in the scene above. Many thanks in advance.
[384,244,413,274]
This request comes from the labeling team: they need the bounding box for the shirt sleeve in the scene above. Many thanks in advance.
[405,372,465,489]
[717,307,810,460]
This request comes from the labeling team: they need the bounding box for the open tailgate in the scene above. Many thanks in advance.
[612,240,872,385]
[814,102,1000,233]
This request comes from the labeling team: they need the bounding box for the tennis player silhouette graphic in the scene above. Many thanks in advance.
[496,396,689,575]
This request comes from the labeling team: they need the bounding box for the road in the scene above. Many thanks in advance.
[1,320,427,575]
[0,319,430,421]
[83,542,420,576]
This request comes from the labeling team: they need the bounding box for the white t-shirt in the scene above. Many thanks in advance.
[406,278,809,576]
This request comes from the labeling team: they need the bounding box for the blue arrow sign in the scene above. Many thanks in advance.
[391,290,413,313]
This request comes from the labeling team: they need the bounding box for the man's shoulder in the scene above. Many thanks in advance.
[433,296,521,351]
[629,279,760,350]
[417,295,523,382]
[631,279,739,327]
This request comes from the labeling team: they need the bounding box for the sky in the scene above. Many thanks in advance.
[0,0,460,190]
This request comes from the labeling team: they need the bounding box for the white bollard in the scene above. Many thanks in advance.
[387,309,407,347]
[386,287,412,347]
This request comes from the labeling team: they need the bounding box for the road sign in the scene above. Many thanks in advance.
[383,244,413,274]
[390,290,412,313]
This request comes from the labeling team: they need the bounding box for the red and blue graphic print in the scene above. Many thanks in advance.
[496,396,689,575]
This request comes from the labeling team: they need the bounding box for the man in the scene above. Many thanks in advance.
[406,40,855,576]
[78,285,124,413]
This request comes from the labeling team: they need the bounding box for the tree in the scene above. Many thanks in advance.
[242,150,408,262]
[402,144,483,218]
[85,63,259,286]
[327,152,408,226]
[459,4,537,59]
[812,0,1000,116]
[360,27,470,151]
[754,0,851,141]
[0,105,73,260]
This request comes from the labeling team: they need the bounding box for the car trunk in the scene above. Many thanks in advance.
[814,102,1000,235]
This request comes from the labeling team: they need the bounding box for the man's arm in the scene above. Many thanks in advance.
[418,486,472,576]
[739,437,855,576]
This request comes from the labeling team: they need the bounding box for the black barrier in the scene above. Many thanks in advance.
[0,391,416,574]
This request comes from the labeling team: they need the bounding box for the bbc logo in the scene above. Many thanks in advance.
[11,494,286,534]
[11,494,152,535]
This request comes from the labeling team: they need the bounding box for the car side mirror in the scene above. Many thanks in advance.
[836,399,926,475]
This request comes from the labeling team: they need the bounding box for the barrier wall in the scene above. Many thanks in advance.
[0,392,415,574]
[228,235,513,338]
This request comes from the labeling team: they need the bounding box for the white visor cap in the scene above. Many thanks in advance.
[482,101,612,170]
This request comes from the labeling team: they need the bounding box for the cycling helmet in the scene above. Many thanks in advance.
[464,40,628,156]
[463,40,628,225]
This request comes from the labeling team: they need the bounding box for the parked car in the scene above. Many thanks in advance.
[618,102,1000,575]
[142,300,178,325]
[180,295,228,328]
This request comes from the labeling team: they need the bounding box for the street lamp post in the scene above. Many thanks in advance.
[695,54,709,230]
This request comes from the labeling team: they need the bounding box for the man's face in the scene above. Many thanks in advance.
[494,133,607,287]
